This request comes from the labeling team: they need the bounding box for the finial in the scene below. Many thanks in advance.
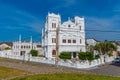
[68,17,70,21]
[30,36,32,43]
[19,34,21,43]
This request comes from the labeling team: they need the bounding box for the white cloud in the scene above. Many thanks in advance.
[0,4,43,33]
[85,15,120,41]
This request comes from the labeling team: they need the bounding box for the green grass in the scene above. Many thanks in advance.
[0,66,29,79]
[11,73,120,80]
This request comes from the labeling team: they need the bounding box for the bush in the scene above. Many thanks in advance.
[59,52,71,60]
[94,54,100,59]
[78,52,94,61]
[86,52,94,61]
[108,52,113,57]
[38,55,45,57]
[5,47,12,50]
[29,50,38,57]
[78,52,87,60]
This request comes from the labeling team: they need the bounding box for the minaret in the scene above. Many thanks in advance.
[30,36,33,50]
[30,36,32,43]
[19,34,21,43]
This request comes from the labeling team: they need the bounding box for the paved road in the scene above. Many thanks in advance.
[88,62,120,76]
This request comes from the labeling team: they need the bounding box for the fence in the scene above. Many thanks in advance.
[0,50,115,69]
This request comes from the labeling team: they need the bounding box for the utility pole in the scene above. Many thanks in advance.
[55,26,59,65]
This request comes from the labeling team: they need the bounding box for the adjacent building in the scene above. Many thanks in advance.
[42,13,86,58]
[86,38,100,55]
[0,42,13,51]
[12,35,42,56]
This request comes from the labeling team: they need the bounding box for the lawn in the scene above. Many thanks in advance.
[11,73,120,80]
[0,66,29,80]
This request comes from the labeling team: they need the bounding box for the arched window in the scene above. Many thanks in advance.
[52,49,56,57]
[52,23,56,28]
[21,45,23,49]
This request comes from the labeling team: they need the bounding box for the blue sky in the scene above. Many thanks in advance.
[0,0,120,42]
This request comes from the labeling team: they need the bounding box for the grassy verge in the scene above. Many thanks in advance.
[0,66,29,79]
[11,73,120,80]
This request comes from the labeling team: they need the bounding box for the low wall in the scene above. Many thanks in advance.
[0,51,115,69]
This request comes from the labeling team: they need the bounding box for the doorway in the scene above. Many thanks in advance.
[73,52,77,58]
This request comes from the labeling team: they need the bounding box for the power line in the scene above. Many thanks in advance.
[86,29,120,33]
[22,34,41,41]
[60,27,120,33]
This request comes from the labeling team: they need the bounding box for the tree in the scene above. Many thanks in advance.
[89,45,94,53]
[5,47,12,50]
[94,54,100,59]
[59,52,71,60]
[29,50,38,57]
[95,41,117,56]
[94,41,117,63]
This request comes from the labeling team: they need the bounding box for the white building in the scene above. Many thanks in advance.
[86,38,99,46]
[0,42,13,51]
[12,35,42,56]
[86,38,100,55]
[42,13,86,58]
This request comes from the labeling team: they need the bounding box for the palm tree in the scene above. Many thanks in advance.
[94,41,117,63]
[94,43,103,63]
[89,45,94,53]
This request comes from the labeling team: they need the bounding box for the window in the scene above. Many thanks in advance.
[21,45,23,49]
[68,24,71,27]
[73,40,76,43]
[62,39,66,43]
[79,26,81,30]
[28,46,30,48]
[52,50,56,57]
[37,45,41,48]
[52,23,56,28]
[52,38,56,43]
[26,46,28,48]
[80,39,82,43]
[68,39,71,43]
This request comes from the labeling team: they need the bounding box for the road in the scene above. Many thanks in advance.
[88,62,120,76]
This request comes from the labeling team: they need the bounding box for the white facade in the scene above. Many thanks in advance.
[0,43,12,51]
[12,36,42,56]
[42,13,86,58]
[86,38,98,46]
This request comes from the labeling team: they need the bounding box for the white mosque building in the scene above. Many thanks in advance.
[42,13,86,58]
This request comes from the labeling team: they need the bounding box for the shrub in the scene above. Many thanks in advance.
[108,52,113,57]
[94,54,100,59]
[29,50,38,57]
[78,52,94,61]
[5,47,12,50]
[38,55,45,57]
[86,52,94,61]
[78,52,87,60]
[59,52,71,60]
